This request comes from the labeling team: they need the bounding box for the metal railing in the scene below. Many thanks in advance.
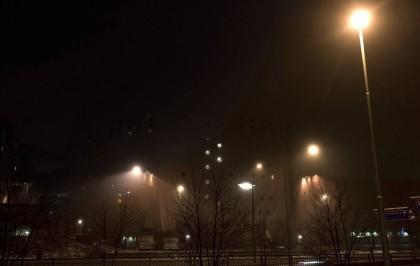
[3,252,420,266]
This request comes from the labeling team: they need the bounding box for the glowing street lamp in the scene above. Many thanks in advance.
[77,218,83,226]
[307,144,320,157]
[255,162,263,170]
[238,182,254,191]
[184,234,191,252]
[349,9,390,266]
[238,181,256,262]
[176,185,185,199]
[131,165,142,176]
[297,234,303,249]
[350,9,370,30]
[177,185,185,194]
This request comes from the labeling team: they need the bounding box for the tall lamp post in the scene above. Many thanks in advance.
[238,181,256,262]
[350,9,390,266]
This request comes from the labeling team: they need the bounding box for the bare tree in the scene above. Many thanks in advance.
[175,167,250,266]
[90,197,111,262]
[304,180,369,265]
[91,190,139,265]
[175,169,206,266]
[111,192,138,265]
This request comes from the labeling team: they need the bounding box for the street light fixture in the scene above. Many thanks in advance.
[238,182,254,191]
[307,144,320,157]
[131,165,142,176]
[350,9,370,30]
[176,185,185,200]
[349,9,390,266]
[177,185,185,194]
[255,162,263,170]
[238,181,256,262]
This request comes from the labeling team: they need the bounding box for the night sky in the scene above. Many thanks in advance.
[1,0,420,186]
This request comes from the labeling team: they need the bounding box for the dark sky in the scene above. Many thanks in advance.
[1,0,420,184]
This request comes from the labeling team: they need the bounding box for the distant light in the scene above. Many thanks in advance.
[271,175,275,180]
[307,144,320,156]
[238,182,254,191]
[321,194,328,201]
[77,219,83,225]
[365,232,371,237]
[373,232,378,237]
[204,194,210,200]
[205,150,211,155]
[300,260,324,265]
[185,234,191,240]
[127,190,131,194]
[24,230,30,236]
[131,166,142,176]
[205,179,210,185]
[217,143,222,148]
[216,156,223,163]
[256,162,263,170]
[177,185,185,193]
[205,164,211,170]
[350,9,370,30]
[297,234,303,240]
[128,131,132,135]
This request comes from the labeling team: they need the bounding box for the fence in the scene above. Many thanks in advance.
[3,252,420,266]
